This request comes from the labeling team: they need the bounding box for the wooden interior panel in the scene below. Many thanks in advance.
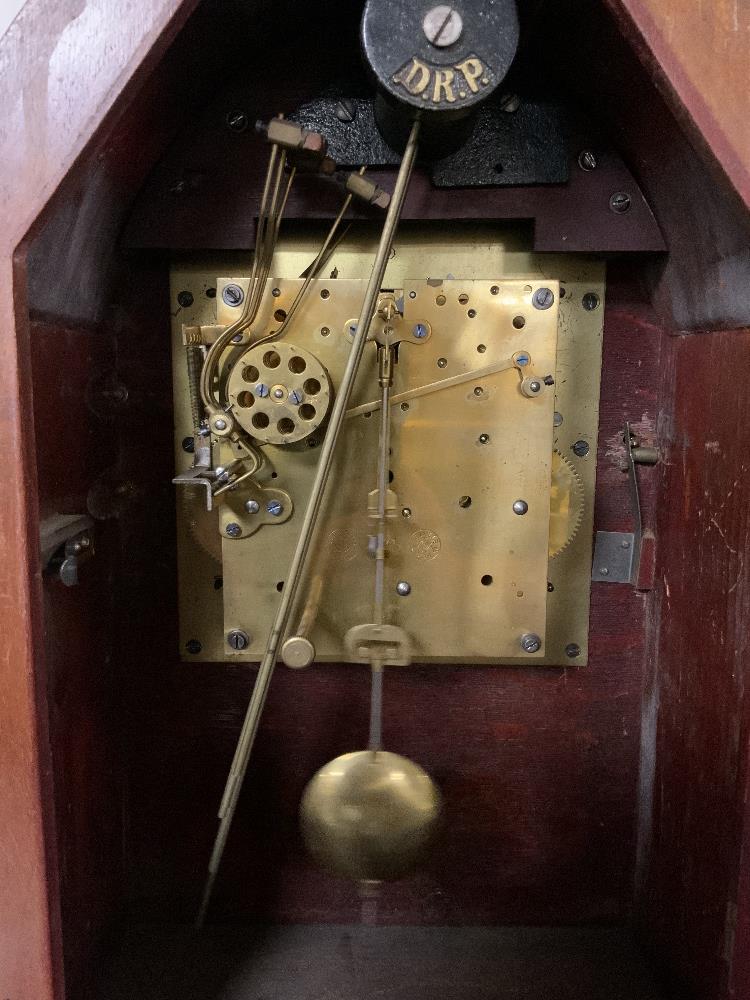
[639,329,750,999]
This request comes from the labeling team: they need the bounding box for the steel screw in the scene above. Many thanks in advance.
[177,290,194,308]
[515,353,530,367]
[185,639,202,655]
[513,499,529,515]
[599,566,609,576]
[266,500,283,517]
[396,580,412,596]
[182,436,195,453]
[499,93,521,113]
[227,629,250,650]
[289,389,303,405]
[413,323,428,339]
[255,383,270,398]
[478,433,490,444]
[214,418,228,431]
[582,292,600,311]
[401,507,412,518]
[473,386,484,397]
[578,150,597,171]
[521,633,542,653]
[437,358,448,369]
[532,287,555,310]
[225,522,242,538]
[272,387,285,400]
[573,439,590,458]
[609,191,632,214]
[225,110,248,133]
[528,380,541,394]
[565,643,581,658]
[245,499,260,514]
[422,5,463,47]
[222,283,244,307]
[335,98,357,123]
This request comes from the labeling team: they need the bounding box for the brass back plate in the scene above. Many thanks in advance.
[170,224,604,665]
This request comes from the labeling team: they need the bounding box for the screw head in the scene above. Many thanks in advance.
[266,500,283,517]
[225,522,242,538]
[473,386,484,397]
[412,323,428,339]
[515,353,530,367]
[437,357,448,369]
[409,290,417,299]
[553,411,564,427]
[255,383,270,398]
[578,150,597,171]
[289,389,303,405]
[572,439,590,458]
[222,283,244,307]
[185,639,202,655]
[225,110,248,132]
[528,380,542,394]
[227,629,250,650]
[499,92,521,113]
[245,499,260,514]
[272,387,285,400]
[532,287,555,310]
[177,290,194,308]
[521,633,542,653]
[582,292,600,311]
[609,191,632,214]
[422,5,463,47]
[401,507,412,518]
[478,433,490,444]
[396,580,412,596]
[182,436,195,453]
[565,643,581,658]
[513,499,529,515]
[335,98,356,123]
[599,567,609,576]
[214,418,227,431]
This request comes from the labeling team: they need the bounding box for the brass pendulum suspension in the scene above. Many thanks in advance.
[298,225,441,891]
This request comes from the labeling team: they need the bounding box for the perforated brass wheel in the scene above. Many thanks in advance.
[226,341,332,445]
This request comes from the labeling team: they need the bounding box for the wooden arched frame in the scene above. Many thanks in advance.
[0,1,749,998]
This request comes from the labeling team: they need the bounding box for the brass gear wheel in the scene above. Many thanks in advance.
[549,449,585,558]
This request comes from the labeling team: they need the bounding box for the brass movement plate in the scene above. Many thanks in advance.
[170,224,604,665]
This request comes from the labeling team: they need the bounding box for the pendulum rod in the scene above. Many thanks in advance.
[196,119,420,926]
[368,338,394,752]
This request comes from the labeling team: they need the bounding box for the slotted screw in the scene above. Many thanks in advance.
[532,287,554,310]
[521,633,541,653]
[609,191,632,214]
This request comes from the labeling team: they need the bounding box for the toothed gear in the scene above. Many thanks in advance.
[549,449,585,558]
[181,487,222,563]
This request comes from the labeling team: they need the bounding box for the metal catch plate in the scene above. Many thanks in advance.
[170,229,604,665]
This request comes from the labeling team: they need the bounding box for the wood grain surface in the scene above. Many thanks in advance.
[0,2,198,998]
